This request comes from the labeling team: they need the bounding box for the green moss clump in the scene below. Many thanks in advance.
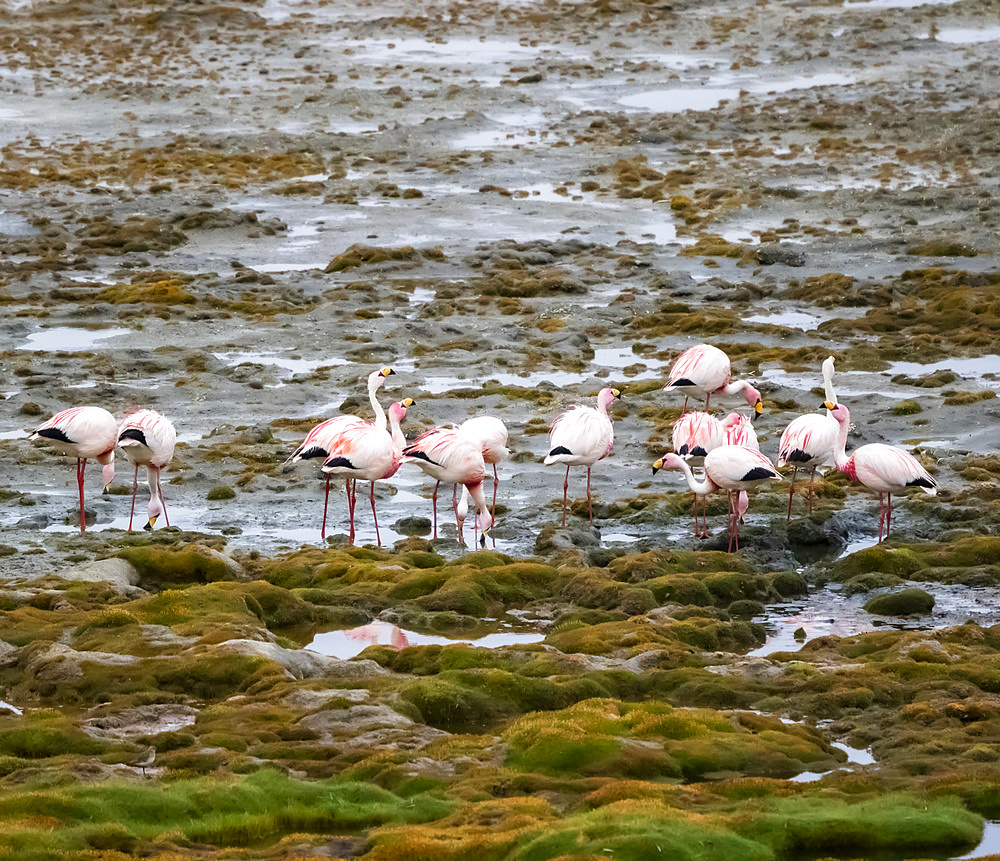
[831,546,926,581]
[892,399,923,416]
[118,545,238,585]
[324,244,419,272]
[864,588,935,616]
[943,390,996,406]
[207,485,237,500]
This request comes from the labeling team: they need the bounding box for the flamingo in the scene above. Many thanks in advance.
[777,357,839,520]
[543,387,620,527]
[671,411,725,539]
[664,344,763,418]
[30,406,117,533]
[458,415,509,519]
[825,401,937,543]
[117,409,177,531]
[285,367,394,538]
[403,428,493,546]
[653,445,781,552]
[321,398,414,546]
[722,412,757,529]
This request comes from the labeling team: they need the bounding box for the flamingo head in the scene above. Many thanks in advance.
[477,507,494,536]
[379,366,395,378]
[736,491,749,525]
[370,367,394,391]
[144,496,164,532]
[744,384,763,422]
[824,402,850,425]
[98,451,116,493]
[597,387,622,410]
[389,397,415,422]
[652,453,685,475]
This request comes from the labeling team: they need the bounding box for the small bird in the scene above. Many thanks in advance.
[458,415,509,522]
[322,398,413,546]
[117,409,176,532]
[128,745,155,777]
[664,344,763,418]
[403,427,493,545]
[672,411,725,538]
[285,367,395,539]
[777,357,839,520]
[653,445,781,552]
[30,406,117,533]
[544,387,620,527]
[825,401,937,542]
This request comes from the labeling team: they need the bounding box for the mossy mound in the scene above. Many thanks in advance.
[864,588,935,616]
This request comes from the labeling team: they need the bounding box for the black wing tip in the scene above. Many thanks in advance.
[786,449,813,464]
[741,466,777,482]
[907,477,937,489]
[297,446,330,461]
[669,378,696,388]
[548,445,572,457]
[118,428,148,446]
[404,449,438,465]
[324,456,356,470]
[35,427,73,444]
[689,446,708,458]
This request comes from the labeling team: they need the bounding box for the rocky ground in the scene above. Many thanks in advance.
[1,0,1000,857]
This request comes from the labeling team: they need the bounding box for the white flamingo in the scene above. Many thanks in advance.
[117,409,177,531]
[403,427,493,546]
[825,401,937,542]
[322,398,413,546]
[664,344,763,417]
[778,356,839,520]
[544,387,620,526]
[653,445,781,551]
[458,415,509,520]
[671,411,725,539]
[30,406,117,533]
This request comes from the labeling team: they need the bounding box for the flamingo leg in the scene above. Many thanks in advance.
[157,469,169,528]
[808,468,816,515]
[705,393,711,412]
[369,481,380,547]
[691,491,698,539]
[886,492,893,540]
[128,464,139,532]
[321,475,331,539]
[586,467,593,524]
[562,465,569,527]
[786,466,797,522]
[726,492,735,553]
[681,396,689,415]
[347,479,357,545]
[76,458,87,533]
[876,492,885,544]
[453,484,462,546]
[492,464,498,522]
[432,480,439,540]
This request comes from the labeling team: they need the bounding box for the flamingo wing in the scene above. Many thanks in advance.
[323,422,398,481]
[546,406,613,465]
[666,344,729,392]
[119,409,177,468]
[852,444,937,495]
[706,445,779,489]
[288,415,366,463]
[778,413,838,467]
[672,411,724,458]
[33,406,117,457]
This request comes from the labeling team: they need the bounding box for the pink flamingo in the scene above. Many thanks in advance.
[458,415,509,519]
[117,409,177,531]
[321,398,414,546]
[403,428,494,546]
[825,401,937,543]
[778,357,839,520]
[722,412,757,530]
[285,367,395,538]
[653,445,781,551]
[30,406,117,533]
[544,387,620,527]
[672,411,725,538]
[664,344,763,417]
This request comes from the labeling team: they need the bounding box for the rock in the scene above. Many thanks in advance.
[210,639,389,680]
[300,703,449,751]
[864,588,935,616]
[22,642,139,683]
[707,657,785,681]
[140,625,199,649]
[755,244,805,267]
[82,704,200,740]
[59,558,142,594]
[535,523,602,553]
[282,688,370,711]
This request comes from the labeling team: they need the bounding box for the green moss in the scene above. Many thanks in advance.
[831,546,926,581]
[324,244,420,272]
[118,545,238,585]
[892,399,923,416]
[864,588,935,616]
[207,485,237,500]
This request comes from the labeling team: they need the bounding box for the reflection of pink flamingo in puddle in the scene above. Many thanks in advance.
[342,621,411,649]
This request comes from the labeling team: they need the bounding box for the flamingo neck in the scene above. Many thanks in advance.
[466,481,493,532]
[822,357,837,408]
[596,388,615,414]
[831,405,853,476]
[146,466,163,518]
[388,407,405,450]
[368,372,387,431]
[674,457,714,496]
[723,379,750,397]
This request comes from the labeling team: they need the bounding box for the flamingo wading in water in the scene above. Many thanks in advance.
[117,409,177,531]
[322,398,414,546]
[671,411,725,539]
[777,356,840,520]
[653,445,781,552]
[403,427,493,546]
[664,344,763,418]
[544,387,620,527]
[30,406,117,533]
[825,401,937,543]
[458,415,509,521]
[285,367,395,539]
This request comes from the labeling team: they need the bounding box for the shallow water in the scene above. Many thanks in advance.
[305,620,545,660]
[18,326,131,352]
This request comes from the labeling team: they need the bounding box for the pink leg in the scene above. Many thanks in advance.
[369,481,380,547]
[321,475,331,539]
[347,479,357,545]
[587,467,593,524]
[876,493,884,544]
[807,468,816,515]
[562,465,569,527]
[77,458,87,533]
[157,470,169,528]
[453,484,464,546]
[705,393,711,412]
[691,491,698,539]
[492,464,498,522]
[786,466,797,522]
[681,396,689,416]
[886,492,893,539]
[432,480,439,540]
[128,464,138,532]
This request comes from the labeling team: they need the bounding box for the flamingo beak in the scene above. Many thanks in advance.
[144,516,157,532]
[479,531,487,548]
[403,397,416,406]
[103,485,111,495]
[823,400,836,410]
[752,400,763,423]
[652,458,663,475]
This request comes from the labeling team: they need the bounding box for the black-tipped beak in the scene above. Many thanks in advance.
[752,401,763,423]
[103,485,111,495]
[387,369,396,375]
[651,467,660,475]
[479,532,486,548]
[143,521,153,532]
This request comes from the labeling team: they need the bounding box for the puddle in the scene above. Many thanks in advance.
[788,739,875,782]
[18,327,131,352]
[0,429,26,441]
[953,822,1000,860]
[887,356,1000,390]
[305,620,544,660]
[0,700,23,716]
[932,27,1000,43]
[746,310,825,330]
[0,213,36,236]
[213,351,350,376]
[844,0,959,7]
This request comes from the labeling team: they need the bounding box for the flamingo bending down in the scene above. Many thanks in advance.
[285,367,394,538]
[825,401,937,543]
[671,411,725,538]
[321,398,414,546]
[30,406,117,533]
[403,428,493,545]
[458,415,509,520]
[722,412,757,527]
[777,357,839,520]
[117,409,177,531]
[653,445,781,552]
[544,387,620,527]
[664,344,763,418]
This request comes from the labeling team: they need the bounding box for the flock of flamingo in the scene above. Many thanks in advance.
[25,343,937,550]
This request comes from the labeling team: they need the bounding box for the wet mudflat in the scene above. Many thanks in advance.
[2,0,1000,857]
